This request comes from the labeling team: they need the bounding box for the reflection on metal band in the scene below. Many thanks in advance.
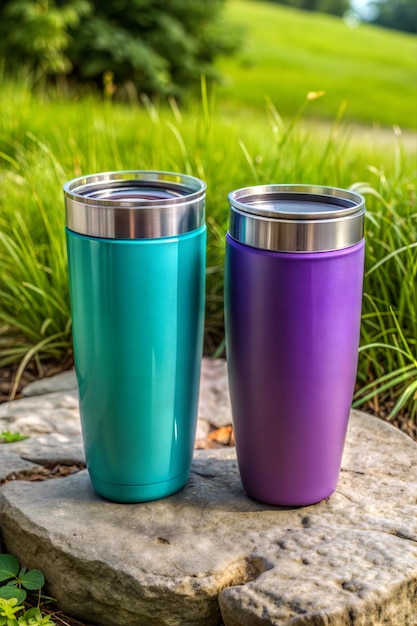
[64,171,206,239]
[228,185,365,252]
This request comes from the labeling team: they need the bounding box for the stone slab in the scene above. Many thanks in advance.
[198,358,232,428]
[1,411,417,625]
[3,433,85,467]
[21,369,77,397]
[0,452,41,482]
[0,390,81,436]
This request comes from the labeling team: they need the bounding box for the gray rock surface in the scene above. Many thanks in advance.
[0,389,81,436]
[1,410,417,626]
[198,358,232,428]
[0,452,41,482]
[21,369,77,397]
[4,433,85,467]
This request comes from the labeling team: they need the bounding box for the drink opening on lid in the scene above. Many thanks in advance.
[235,192,356,216]
[64,171,206,239]
[228,184,365,253]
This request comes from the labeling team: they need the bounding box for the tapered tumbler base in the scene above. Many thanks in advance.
[242,481,337,508]
[90,472,189,503]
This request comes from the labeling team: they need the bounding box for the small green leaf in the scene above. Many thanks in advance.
[28,615,55,626]
[0,432,28,444]
[37,596,55,605]
[0,597,24,623]
[21,609,41,621]
[0,556,19,582]
[39,617,55,626]
[19,570,44,591]
[0,587,26,603]
[22,610,56,626]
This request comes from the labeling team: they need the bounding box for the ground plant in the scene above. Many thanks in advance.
[0,432,27,444]
[0,1,416,422]
[0,555,54,626]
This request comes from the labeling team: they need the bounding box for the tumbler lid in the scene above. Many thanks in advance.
[228,185,365,252]
[64,171,206,239]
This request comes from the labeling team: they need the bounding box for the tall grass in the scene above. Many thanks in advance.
[0,75,416,419]
[352,158,417,418]
[0,134,71,394]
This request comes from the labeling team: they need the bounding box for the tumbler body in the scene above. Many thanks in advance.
[224,185,365,506]
[64,171,206,502]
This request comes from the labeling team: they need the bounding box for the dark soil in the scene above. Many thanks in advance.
[357,394,417,441]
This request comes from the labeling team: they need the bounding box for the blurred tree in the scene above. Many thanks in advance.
[317,0,349,16]
[367,0,417,33]
[255,0,349,16]
[0,0,241,97]
[67,0,241,97]
[0,0,91,77]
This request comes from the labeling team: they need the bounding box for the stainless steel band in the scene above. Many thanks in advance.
[229,209,365,253]
[228,185,365,253]
[64,171,206,239]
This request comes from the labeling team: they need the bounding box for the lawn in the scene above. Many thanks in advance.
[216,0,417,129]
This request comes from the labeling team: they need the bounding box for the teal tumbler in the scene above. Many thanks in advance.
[64,171,206,502]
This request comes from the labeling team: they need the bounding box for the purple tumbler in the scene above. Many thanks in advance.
[224,185,365,506]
